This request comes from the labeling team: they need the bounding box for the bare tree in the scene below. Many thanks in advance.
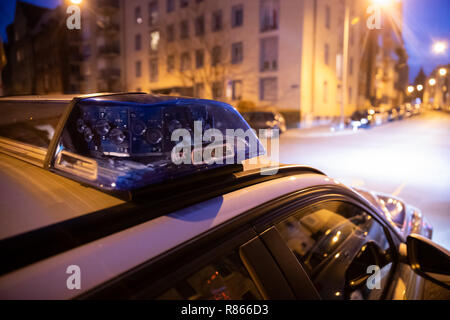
[157,1,249,101]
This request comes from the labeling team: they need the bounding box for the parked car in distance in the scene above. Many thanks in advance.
[387,107,399,122]
[348,109,373,129]
[395,105,406,120]
[405,103,414,118]
[241,110,287,134]
[372,106,389,125]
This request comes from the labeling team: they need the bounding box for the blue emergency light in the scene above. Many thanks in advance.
[49,94,265,191]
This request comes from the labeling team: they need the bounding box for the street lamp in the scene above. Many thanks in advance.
[429,78,436,86]
[417,84,424,92]
[407,86,414,93]
[69,0,82,4]
[433,42,447,55]
[439,68,448,77]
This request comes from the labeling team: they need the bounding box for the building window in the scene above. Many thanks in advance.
[135,34,141,51]
[195,49,204,69]
[167,0,175,12]
[211,46,221,66]
[324,43,330,65]
[150,58,158,82]
[180,0,189,8]
[260,77,277,101]
[167,55,175,73]
[180,20,189,39]
[212,81,223,99]
[167,24,175,42]
[180,52,191,71]
[136,60,142,77]
[260,37,278,71]
[349,86,353,103]
[325,5,331,29]
[336,53,342,79]
[195,83,204,98]
[323,81,328,103]
[16,49,24,62]
[195,15,205,36]
[212,10,223,32]
[231,42,243,64]
[349,57,354,75]
[232,80,243,100]
[135,6,142,24]
[260,0,279,32]
[232,4,244,28]
[149,1,159,27]
[150,31,160,52]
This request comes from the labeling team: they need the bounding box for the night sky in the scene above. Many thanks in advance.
[0,0,449,82]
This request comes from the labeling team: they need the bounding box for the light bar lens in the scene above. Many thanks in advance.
[52,97,264,191]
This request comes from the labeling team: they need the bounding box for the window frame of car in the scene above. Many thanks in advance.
[252,185,401,300]
[77,225,297,300]
[76,183,330,300]
[77,184,401,300]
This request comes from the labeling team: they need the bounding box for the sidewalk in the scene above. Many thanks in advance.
[283,124,359,138]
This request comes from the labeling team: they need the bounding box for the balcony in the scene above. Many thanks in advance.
[98,45,120,57]
[97,22,120,35]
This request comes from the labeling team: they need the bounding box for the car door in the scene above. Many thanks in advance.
[78,227,299,300]
[256,198,398,300]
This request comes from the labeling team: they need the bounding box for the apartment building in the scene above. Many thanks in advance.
[2,0,407,126]
[122,0,374,126]
[2,0,127,95]
[423,64,450,109]
[73,0,126,93]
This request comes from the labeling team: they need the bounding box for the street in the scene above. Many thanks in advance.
[279,110,450,249]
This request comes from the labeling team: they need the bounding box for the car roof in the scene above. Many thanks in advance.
[0,153,124,240]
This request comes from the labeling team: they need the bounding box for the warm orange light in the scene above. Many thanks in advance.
[439,68,448,77]
[417,84,423,92]
[372,0,390,6]
[407,86,414,93]
[70,0,82,4]
[429,78,436,86]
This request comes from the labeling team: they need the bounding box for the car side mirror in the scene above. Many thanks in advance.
[405,234,450,289]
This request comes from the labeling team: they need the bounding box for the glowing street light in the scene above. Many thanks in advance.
[417,84,424,92]
[70,0,82,4]
[429,78,436,86]
[439,68,448,77]
[407,86,415,94]
[372,0,394,7]
[433,42,447,55]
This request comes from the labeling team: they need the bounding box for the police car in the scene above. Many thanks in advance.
[0,93,448,300]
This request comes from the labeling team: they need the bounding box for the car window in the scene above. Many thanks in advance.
[0,100,67,148]
[276,201,393,300]
[155,248,262,300]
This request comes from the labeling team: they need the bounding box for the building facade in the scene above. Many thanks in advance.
[423,64,449,110]
[122,0,383,126]
[2,0,408,127]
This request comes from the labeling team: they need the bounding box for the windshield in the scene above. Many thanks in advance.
[0,100,67,148]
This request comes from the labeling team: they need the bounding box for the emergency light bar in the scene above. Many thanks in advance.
[49,94,265,191]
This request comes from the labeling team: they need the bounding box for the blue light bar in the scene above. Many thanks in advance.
[50,94,265,191]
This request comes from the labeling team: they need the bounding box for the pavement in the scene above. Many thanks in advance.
[278,110,450,249]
